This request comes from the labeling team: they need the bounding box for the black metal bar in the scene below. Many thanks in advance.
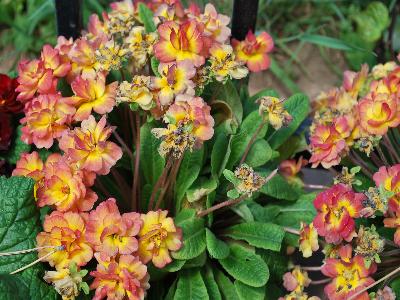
[231,0,259,41]
[54,0,83,39]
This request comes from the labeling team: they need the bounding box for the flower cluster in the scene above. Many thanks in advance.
[309,60,400,168]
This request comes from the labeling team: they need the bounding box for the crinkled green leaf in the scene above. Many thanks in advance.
[245,139,278,168]
[214,269,240,300]
[0,176,57,300]
[202,266,222,300]
[224,222,285,252]
[174,269,209,300]
[187,177,218,203]
[205,228,230,259]
[0,274,30,299]
[260,173,300,201]
[183,251,206,269]
[235,280,265,300]
[172,214,206,260]
[211,133,232,178]
[219,244,269,287]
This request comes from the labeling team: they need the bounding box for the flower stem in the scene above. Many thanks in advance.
[132,112,141,211]
[348,265,400,300]
[10,249,59,274]
[310,278,330,285]
[349,151,374,178]
[300,266,322,272]
[303,184,329,190]
[239,121,266,165]
[383,134,400,163]
[376,145,390,166]
[112,130,133,160]
[148,158,173,211]
[283,227,300,235]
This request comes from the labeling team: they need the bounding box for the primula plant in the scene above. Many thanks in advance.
[286,56,400,299]
[0,1,313,300]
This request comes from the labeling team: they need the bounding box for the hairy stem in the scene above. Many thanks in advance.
[112,130,134,160]
[132,112,141,211]
[148,158,173,211]
[239,120,266,165]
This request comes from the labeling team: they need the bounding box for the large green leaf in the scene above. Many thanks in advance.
[0,274,30,299]
[176,148,204,209]
[245,139,278,168]
[260,173,301,201]
[186,177,218,203]
[235,280,265,300]
[0,176,57,300]
[214,269,240,300]
[219,244,269,287]
[211,133,232,178]
[224,222,285,252]
[174,269,209,300]
[205,228,230,259]
[267,93,310,150]
[202,266,222,300]
[140,123,165,186]
[138,3,157,32]
[172,213,206,260]
[226,111,268,169]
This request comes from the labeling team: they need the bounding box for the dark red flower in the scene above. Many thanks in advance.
[0,73,23,113]
[0,112,13,151]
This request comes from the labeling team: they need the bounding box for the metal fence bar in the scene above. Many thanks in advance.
[54,0,82,39]
[231,0,260,40]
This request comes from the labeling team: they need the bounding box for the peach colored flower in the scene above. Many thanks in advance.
[37,211,93,270]
[138,210,182,268]
[66,73,117,121]
[154,20,206,67]
[299,222,319,258]
[68,38,102,81]
[232,30,274,72]
[41,44,71,77]
[20,94,75,148]
[86,199,142,258]
[59,115,122,175]
[12,151,44,181]
[16,59,56,102]
[90,254,149,300]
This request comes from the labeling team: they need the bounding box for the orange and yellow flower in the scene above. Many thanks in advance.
[154,20,206,67]
[280,156,308,182]
[373,164,400,210]
[16,59,57,102]
[90,253,149,300]
[313,184,364,244]
[20,94,75,149]
[383,203,400,246]
[66,73,117,121]
[12,151,44,181]
[232,30,273,73]
[299,222,319,258]
[138,210,182,268]
[282,267,311,294]
[37,211,93,270]
[86,199,142,258]
[59,115,122,175]
[41,44,71,78]
[152,60,196,105]
[322,255,376,300]
[36,158,98,212]
[357,90,400,136]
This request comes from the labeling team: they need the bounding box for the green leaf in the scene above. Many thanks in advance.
[300,34,370,52]
[187,177,218,203]
[175,208,196,224]
[211,133,232,178]
[176,147,204,210]
[138,3,157,32]
[0,125,31,164]
[245,139,278,168]
[140,123,165,186]
[257,249,288,281]
[0,176,57,300]
[227,111,268,169]
[172,216,206,260]
[174,269,209,300]
[235,281,265,300]
[183,251,206,269]
[150,56,161,77]
[205,228,230,259]
[202,266,222,300]
[227,189,240,199]
[260,173,300,201]
[165,280,177,300]
[231,203,254,222]
[214,269,240,300]
[224,222,285,252]
[219,244,269,287]
[391,277,400,298]
[0,274,30,299]
[203,80,243,129]
[163,259,186,272]
[268,93,310,149]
